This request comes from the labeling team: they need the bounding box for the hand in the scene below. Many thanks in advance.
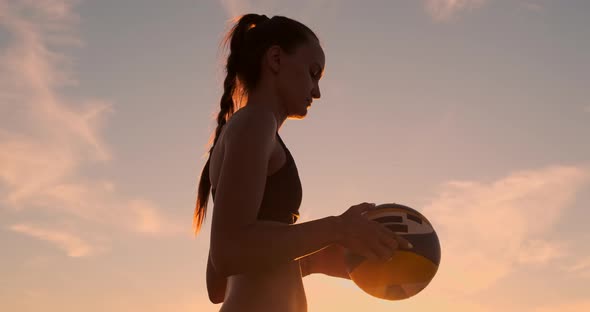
[335,202,413,261]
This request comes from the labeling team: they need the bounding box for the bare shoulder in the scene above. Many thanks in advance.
[224,107,278,147]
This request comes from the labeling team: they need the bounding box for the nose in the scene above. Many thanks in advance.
[311,85,321,99]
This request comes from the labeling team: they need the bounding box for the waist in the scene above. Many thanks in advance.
[221,261,307,312]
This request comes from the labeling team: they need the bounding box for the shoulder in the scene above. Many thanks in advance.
[224,107,277,151]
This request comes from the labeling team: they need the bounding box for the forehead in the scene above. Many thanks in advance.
[294,39,325,67]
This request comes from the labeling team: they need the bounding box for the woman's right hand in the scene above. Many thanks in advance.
[335,202,412,261]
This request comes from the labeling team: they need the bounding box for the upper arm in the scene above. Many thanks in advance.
[209,111,277,263]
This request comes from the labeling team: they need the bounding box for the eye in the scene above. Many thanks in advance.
[310,70,320,80]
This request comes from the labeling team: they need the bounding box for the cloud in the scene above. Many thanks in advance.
[0,0,185,256]
[0,0,110,204]
[533,300,590,312]
[128,198,186,235]
[422,165,588,296]
[31,180,186,236]
[425,0,486,21]
[516,239,567,265]
[521,1,544,13]
[8,223,104,257]
[562,255,590,278]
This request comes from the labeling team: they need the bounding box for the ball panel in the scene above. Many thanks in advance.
[385,284,407,299]
[366,206,434,235]
[399,232,441,265]
[373,215,403,223]
[385,223,409,232]
[349,251,438,288]
[400,281,430,298]
[372,203,436,229]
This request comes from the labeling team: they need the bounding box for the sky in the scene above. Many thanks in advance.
[1,0,589,311]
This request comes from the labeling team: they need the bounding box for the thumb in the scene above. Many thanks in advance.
[359,203,378,215]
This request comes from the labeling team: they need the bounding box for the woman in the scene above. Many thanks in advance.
[194,14,412,312]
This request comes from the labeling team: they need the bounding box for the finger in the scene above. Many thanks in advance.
[393,232,413,249]
[379,232,399,251]
[355,244,379,261]
[376,225,412,251]
[359,203,377,215]
[375,221,394,234]
[372,221,396,237]
[348,239,372,257]
[369,241,393,261]
[368,228,396,260]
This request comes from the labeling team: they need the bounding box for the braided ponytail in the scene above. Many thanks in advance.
[193,14,270,235]
[193,14,318,236]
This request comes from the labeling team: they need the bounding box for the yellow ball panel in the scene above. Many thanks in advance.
[348,251,439,300]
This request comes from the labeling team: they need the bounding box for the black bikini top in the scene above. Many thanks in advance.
[211,133,302,224]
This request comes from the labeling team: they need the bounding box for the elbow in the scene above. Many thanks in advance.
[208,291,224,304]
[206,252,228,304]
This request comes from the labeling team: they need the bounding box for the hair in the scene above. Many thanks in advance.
[193,14,320,235]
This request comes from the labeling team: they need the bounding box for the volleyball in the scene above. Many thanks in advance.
[346,203,441,300]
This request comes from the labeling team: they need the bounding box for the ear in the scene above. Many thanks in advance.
[264,45,281,75]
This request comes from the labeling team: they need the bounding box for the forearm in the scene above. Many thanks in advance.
[211,215,342,276]
[299,250,321,277]
[299,243,351,279]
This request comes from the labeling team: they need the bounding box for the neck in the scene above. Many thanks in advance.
[245,89,288,131]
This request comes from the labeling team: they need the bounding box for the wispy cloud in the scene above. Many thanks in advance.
[0,0,185,256]
[9,223,104,257]
[425,0,486,22]
[422,165,588,296]
[521,1,545,13]
[562,255,590,278]
[534,300,590,312]
[516,239,567,265]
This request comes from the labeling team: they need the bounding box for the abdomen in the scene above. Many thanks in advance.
[220,261,307,312]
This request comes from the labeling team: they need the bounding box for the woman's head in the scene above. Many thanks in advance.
[269,34,325,119]
[225,14,324,118]
[193,14,324,235]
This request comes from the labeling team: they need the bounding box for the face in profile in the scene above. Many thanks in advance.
[276,38,325,119]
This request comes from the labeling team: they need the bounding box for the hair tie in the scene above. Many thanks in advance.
[248,14,270,30]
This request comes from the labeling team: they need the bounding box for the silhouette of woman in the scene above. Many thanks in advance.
[193,14,411,312]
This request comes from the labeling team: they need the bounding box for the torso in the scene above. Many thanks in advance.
[209,110,287,186]
[209,107,307,312]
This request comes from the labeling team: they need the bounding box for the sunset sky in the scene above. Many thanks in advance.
[1,0,589,311]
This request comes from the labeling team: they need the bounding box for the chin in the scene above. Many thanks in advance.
[288,106,309,120]
[289,114,306,120]
[299,107,311,118]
